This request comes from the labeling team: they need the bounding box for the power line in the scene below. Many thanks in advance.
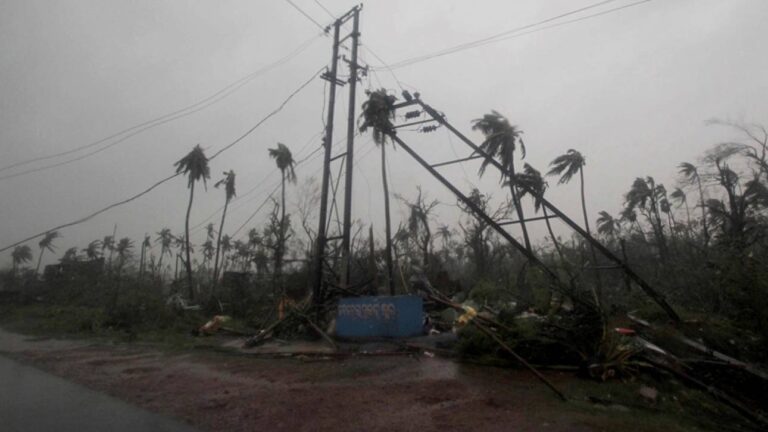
[0,68,325,252]
[0,34,322,179]
[231,145,327,238]
[313,0,336,20]
[208,66,325,160]
[0,173,180,253]
[376,0,651,70]
[284,0,328,32]
[189,130,325,235]
[361,46,405,92]
[230,131,352,239]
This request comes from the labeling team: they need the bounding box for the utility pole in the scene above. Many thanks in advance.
[340,6,361,288]
[312,5,362,307]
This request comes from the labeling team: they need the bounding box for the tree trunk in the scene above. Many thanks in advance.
[580,168,603,307]
[275,170,286,297]
[543,205,567,267]
[184,182,195,299]
[139,243,146,280]
[697,174,710,247]
[380,144,395,295]
[35,248,44,275]
[508,154,534,309]
[507,157,532,252]
[211,197,230,295]
[157,250,165,283]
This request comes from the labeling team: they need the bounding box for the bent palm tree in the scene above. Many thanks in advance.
[61,247,79,263]
[268,143,296,295]
[83,240,102,261]
[174,145,210,299]
[359,89,398,295]
[212,170,236,291]
[548,149,603,304]
[35,231,60,274]
[516,163,566,263]
[678,162,710,246]
[596,211,620,240]
[12,245,33,277]
[472,111,532,252]
[670,187,692,233]
[114,238,134,276]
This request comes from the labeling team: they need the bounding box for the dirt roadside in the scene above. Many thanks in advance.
[0,328,713,432]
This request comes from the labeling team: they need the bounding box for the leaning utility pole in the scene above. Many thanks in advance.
[312,5,362,307]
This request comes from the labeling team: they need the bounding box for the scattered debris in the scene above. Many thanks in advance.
[198,315,231,335]
[638,385,658,403]
[166,293,200,311]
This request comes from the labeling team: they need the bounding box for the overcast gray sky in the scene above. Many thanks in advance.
[1,0,767,267]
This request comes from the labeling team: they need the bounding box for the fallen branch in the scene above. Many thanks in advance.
[243,314,292,348]
[423,292,567,401]
[472,320,568,402]
[295,309,338,351]
[643,355,768,429]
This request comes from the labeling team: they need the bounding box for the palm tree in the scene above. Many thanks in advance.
[359,89,398,295]
[139,234,151,280]
[219,234,233,275]
[435,225,453,266]
[678,162,710,246]
[472,111,532,252]
[61,247,79,263]
[620,207,647,242]
[268,143,296,295]
[174,144,210,299]
[212,170,236,290]
[101,235,115,268]
[155,228,174,280]
[83,240,102,261]
[596,211,620,240]
[114,237,134,276]
[516,163,566,263]
[548,149,603,302]
[402,187,438,269]
[35,231,60,274]
[625,177,669,258]
[670,187,692,231]
[202,239,215,270]
[11,245,33,277]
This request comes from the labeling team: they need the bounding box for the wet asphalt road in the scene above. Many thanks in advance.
[0,355,197,432]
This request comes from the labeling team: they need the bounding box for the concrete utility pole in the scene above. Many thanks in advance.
[312,5,362,307]
[340,6,361,288]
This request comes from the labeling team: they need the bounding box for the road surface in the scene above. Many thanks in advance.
[0,354,197,432]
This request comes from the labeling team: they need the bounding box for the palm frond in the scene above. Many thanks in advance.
[174,144,210,188]
[547,149,584,185]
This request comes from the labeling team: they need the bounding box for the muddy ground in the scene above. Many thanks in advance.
[0,328,737,431]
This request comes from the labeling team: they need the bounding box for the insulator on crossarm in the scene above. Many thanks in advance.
[404,110,421,119]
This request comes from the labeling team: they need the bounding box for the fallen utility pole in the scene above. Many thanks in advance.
[415,99,680,323]
[389,133,588,306]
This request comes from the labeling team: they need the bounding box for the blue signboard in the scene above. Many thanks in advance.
[336,295,424,339]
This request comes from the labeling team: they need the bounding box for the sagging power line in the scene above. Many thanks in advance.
[374,0,651,70]
[0,33,323,181]
[0,66,325,253]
